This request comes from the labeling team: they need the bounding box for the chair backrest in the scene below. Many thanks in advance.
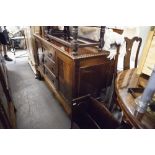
[72,95,120,129]
[124,37,142,70]
[88,97,120,128]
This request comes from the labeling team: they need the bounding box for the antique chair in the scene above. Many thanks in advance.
[109,36,142,119]
[71,94,131,129]
[102,36,142,120]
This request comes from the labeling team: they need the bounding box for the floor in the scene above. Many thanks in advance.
[6,50,70,129]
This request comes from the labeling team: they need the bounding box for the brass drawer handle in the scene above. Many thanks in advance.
[48,53,53,58]
[51,67,55,73]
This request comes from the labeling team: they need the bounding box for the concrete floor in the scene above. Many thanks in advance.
[6,50,70,129]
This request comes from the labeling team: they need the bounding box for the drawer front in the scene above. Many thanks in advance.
[44,48,56,62]
[44,67,58,89]
[47,51,55,61]
[44,56,56,75]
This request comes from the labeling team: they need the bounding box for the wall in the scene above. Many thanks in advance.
[117,26,150,70]
[138,26,150,58]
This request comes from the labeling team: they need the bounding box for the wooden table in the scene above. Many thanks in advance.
[115,68,155,129]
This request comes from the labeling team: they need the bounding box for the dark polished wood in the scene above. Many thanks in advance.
[72,95,120,129]
[115,68,155,129]
[99,26,106,50]
[34,33,116,115]
[124,37,142,70]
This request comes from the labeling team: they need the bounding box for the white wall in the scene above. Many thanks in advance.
[138,26,150,58]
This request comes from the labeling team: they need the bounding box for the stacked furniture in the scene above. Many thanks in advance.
[34,26,120,116]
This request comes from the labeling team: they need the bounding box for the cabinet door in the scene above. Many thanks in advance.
[79,61,115,97]
[57,57,73,102]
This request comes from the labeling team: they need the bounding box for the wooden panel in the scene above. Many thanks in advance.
[72,95,120,129]
[79,60,115,96]
[79,55,109,67]
[57,57,73,102]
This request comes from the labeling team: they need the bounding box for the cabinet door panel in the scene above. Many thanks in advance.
[79,62,114,96]
[57,58,72,102]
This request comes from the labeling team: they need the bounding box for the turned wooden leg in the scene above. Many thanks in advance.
[71,26,78,55]
[99,26,106,50]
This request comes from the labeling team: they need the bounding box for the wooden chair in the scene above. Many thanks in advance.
[123,36,142,70]
[115,37,142,99]
[109,37,143,126]
[106,37,142,113]
[71,94,131,129]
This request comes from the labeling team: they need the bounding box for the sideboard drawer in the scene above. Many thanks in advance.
[44,56,56,75]
[44,48,56,62]
[47,51,55,61]
[44,66,58,89]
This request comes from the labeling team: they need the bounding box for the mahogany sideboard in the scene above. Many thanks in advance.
[34,34,117,115]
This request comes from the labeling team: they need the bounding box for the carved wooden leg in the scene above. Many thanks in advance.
[35,71,44,80]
